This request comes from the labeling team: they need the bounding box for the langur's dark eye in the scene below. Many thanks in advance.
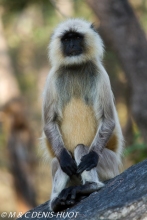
[76,36,80,39]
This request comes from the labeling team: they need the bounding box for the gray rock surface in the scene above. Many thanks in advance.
[17,159,147,220]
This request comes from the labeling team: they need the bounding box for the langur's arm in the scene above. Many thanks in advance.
[90,67,116,154]
[43,79,77,176]
[90,102,115,154]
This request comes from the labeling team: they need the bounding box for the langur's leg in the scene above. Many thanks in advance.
[50,157,70,212]
[73,144,104,195]
[97,148,120,181]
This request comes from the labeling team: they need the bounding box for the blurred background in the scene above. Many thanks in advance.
[0,0,147,218]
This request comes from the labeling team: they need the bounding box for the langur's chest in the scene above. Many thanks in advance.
[56,69,97,106]
[59,97,97,151]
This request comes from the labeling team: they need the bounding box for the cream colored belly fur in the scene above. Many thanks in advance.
[59,98,97,154]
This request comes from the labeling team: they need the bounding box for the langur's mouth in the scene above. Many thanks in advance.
[68,50,82,57]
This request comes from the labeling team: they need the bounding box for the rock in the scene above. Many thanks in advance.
[17,159,147,220]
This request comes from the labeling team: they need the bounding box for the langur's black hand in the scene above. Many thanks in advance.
[77,151,99,174]
[59,148,77,177]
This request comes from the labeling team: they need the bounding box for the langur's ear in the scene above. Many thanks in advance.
[90,23,98,33]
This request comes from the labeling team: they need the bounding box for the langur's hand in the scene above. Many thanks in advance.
[59,148,77,177]
[77,151,99,174]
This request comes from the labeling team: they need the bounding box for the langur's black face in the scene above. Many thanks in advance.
[61,31,84,57]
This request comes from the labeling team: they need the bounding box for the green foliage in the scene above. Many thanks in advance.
[124,131,147,163]
[0,124,5,146]
[74,0,94,20]
[1,0,53,12]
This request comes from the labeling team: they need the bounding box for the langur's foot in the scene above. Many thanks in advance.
[50,196,75,212]
[73,181,104,196]
[51,182,104,212]
[51,186,79,212]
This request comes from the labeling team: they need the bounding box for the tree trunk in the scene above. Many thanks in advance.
[87,0,147,144]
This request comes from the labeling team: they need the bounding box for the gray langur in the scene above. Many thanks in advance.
[42,18,124,212]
